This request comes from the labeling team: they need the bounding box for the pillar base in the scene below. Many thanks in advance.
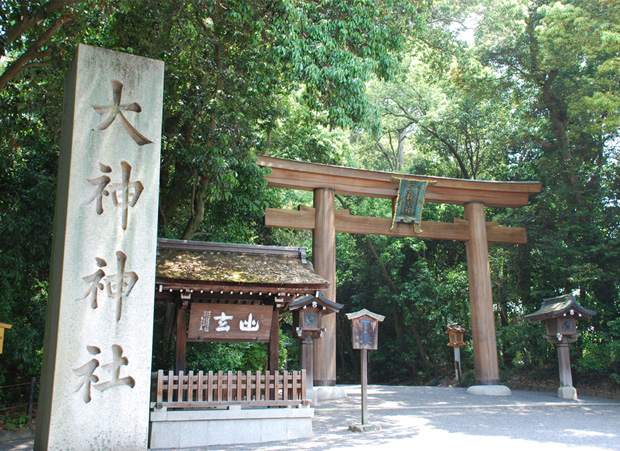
[558,386,577,400]
[314,385,347,401]
[466,385,512,396]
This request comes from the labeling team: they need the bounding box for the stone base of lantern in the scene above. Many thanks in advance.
[466,385,512,396]
[558,386,577,400]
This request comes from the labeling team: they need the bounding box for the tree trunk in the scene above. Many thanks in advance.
[181,175,209,240]
[0,13,72,91]
[159,162,188,228]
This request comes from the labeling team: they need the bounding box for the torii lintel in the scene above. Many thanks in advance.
[258,155,542,208]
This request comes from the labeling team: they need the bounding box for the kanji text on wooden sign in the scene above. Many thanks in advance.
[188,304,273,342]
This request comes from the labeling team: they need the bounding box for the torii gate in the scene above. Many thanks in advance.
[258,155,541,392]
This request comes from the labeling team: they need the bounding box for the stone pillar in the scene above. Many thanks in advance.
[313,188,336,386]
[35,45,164,450]
[464,202,510,395]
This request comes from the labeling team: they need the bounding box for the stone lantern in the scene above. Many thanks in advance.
[525,292,596,400]
[289,291,343,401]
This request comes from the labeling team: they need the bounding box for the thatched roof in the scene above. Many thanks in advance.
[156,238,328,289]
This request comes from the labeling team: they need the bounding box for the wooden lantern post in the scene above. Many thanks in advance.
[0,323,12,354]
[346,309,385,431]
[289,291,343,402]
[525,292,596,400]
[446,324,467,384]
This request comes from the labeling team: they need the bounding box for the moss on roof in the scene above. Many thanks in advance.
[156,247,328,287]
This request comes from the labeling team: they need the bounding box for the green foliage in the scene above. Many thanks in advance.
[0,412,31,432]
[267,94,351,166]
[186,342,268,373]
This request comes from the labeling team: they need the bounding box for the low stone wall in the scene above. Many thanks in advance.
[149,406,314,449]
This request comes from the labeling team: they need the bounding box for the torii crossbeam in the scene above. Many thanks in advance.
[258,155,542,391]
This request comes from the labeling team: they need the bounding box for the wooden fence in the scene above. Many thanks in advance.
[154,369,308,409]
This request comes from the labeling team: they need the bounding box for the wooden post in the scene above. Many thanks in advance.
[346,309,383,431]
[557,343,573,387]
[302,338,314,397]
[268,306,280,371]
[28,377,37,425]
[464,202,500,385]
[454,347,462,384]
[361,349,368,425]
[313,188,337,386]
[175,301,187,372]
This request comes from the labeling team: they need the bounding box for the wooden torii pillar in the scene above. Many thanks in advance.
[258,156,541,390]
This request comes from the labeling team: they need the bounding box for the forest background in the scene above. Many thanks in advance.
[1,0,620,421]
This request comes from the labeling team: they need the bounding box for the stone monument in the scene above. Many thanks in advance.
[35,45,164,450]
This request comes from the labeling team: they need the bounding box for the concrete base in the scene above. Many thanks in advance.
[314,385,348,401]
[150,406,313,449]
[349,423,381,432]
[558,386,578,400]
[466,385,512,396]
[306,387,318,405]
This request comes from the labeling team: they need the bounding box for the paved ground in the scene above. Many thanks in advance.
[2,385,620,450]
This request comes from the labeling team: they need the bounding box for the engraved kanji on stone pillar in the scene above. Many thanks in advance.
[84,161,144,230]
[36,45,164,451]
[92,80,153,146]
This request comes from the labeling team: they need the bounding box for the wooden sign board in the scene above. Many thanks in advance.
[188,304,273,343]
[351,316,379,350]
